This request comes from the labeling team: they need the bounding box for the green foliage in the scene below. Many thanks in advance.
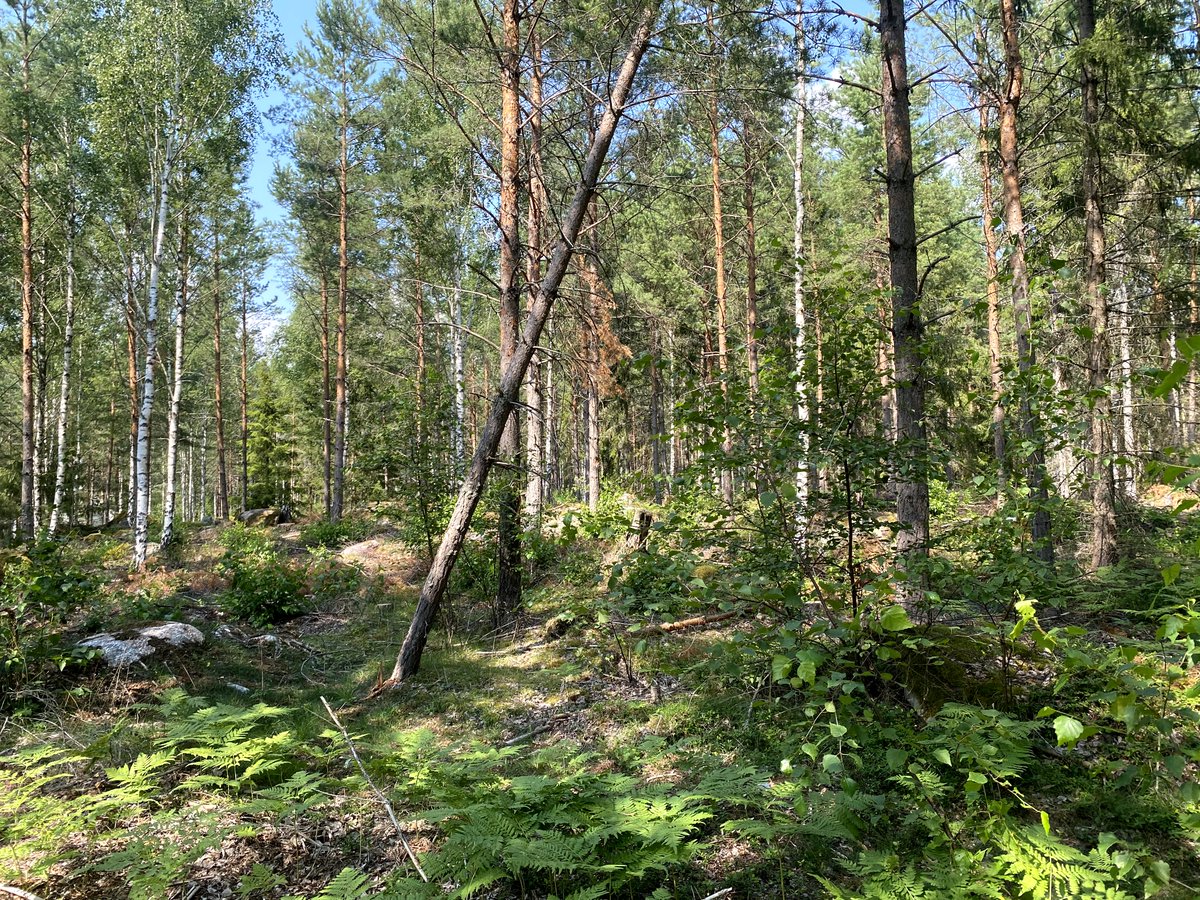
[0,542,97,699]
[300,518,370,549]
[381,736,725,898]
[217,526,310,625]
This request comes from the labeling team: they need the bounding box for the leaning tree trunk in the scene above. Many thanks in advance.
[1080,0,1117,569]
[389,4,658,682]
[133,142,174,568]
[880,0,930,609]
[48,211,77,537]
[161,207,191,547]
[998,0,1054,564]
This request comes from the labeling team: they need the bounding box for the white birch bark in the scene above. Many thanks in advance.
[133,139,173,568]
[161,215,189,546]
[793,0,810,518]
[1116,281,1137,499]
[48,219,76,536]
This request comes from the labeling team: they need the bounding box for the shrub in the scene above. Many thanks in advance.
[217,526,308,626]
[299,518,369,549]
[0,542,97,698]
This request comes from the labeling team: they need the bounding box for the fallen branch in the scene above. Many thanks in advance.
[0,886,44,900]
[632,610,739,637]
[699,889,733,900]
[502,713,571,746]
[320,696,429,883]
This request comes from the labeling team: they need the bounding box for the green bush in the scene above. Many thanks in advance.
[217,526,308,626]
[0,542,97,698]
[299,518,369,549]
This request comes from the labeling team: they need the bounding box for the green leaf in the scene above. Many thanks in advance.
[879,605,912,632]
[771,655,792,683]
[1053,715,1085,748]
[1154,359,1190,399]
[1162,563,1181,587]
[1040,810,1051,835]
[828,723,847,738]
[885,748,908,770]
[821,754,843,774]
[933,748,952,766]
[965,771,987,792]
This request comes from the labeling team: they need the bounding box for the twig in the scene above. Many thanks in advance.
[699,889,733,900]
[319,696,429,883]
[632,610,739,637]
[502,713,570,746]
[0,886,45,900]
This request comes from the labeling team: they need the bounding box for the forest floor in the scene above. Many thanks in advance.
[3,496,1200,898]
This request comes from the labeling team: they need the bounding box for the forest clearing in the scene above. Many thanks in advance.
[3,0,1200,897]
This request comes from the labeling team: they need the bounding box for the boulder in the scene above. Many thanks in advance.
[78,622,204,668]
[240,508,279,527]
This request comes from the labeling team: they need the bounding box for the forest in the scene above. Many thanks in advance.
[2,0,1200,896]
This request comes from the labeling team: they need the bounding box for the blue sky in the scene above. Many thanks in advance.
[247,0,321,321]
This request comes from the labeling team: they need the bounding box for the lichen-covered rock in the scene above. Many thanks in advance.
[240,508,279,526]
[77,622,204,667]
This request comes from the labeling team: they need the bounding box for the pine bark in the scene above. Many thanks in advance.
[320,266,332,517]
[1080,0,1118,569]
[18,35,35,541]
[708,6,733,508]
[880,0,930,606]
[979,102,1006,482]
[997,0,1053,564]
[332,72,350,524]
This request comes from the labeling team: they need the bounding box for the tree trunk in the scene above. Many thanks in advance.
[743,138,760,396]
[708,5,733,508]
[997,0,1053,564]
[319,266,332,517]
[332,73,350,524]
[240,279,250,513]
[126,252,139,526]
[389,5,657,682]
[213,222,230,521]
[495,0,523,620]
[161,206,190,547]
[48,210,76,536]
[1080,0,1117,569]
[880,0,930,607]
[1115,278,1136,499]
[978,101,1006,483]
[133,142,174,568]
[793,0,810,517]
[524,29,547,526]
[18,38,35,541]
[1188,195,1198,445]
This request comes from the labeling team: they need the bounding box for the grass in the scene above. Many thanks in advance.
[3,503,1200,898]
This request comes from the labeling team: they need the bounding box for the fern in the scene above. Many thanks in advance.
[309,867,372,900]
